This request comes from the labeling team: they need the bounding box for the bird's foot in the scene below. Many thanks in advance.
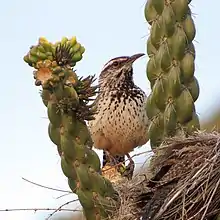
[101,151,135,181]
[119,154,135,180]
[102,163,125,183]
[121,161,135,180]
[102,161,134,182]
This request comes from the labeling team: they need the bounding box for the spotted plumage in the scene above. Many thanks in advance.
[88,53,149,178]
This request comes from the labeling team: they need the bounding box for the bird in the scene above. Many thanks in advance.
[88,53,149,179]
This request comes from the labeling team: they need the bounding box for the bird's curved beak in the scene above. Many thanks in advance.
[128,53,145,63]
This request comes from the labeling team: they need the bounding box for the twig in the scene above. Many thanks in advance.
[46,199,79,220]
[55,192,73,199]
[129,150,153,162]
[22,177,72,193]
[0,208,81,212]
[200,178,220,220]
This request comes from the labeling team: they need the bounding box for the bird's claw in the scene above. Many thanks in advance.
[119,162,135,180]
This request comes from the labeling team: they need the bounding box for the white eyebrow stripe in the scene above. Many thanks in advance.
[101,57,129,71]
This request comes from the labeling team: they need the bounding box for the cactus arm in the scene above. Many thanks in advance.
[24,37,119,220]
[145,0,200,148]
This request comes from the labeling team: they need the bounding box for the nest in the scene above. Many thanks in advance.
[112,132,220,220]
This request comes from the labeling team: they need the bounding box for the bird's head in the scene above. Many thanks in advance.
[99,53,145,89]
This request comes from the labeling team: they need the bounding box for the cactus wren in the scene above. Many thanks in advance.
[88,53,149,179]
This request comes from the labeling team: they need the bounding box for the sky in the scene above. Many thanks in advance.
[0,0,219,220]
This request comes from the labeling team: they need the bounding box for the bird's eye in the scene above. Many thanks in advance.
[113,61,119,67]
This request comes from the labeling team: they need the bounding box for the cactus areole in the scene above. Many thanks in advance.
[24,37,120,220]
[145,0,200,148]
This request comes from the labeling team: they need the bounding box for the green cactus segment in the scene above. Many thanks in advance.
[24,37,119,220]
[145,0,200,148]
[23,37,85,69]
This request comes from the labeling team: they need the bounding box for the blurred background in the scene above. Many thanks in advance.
[0,0,219,219]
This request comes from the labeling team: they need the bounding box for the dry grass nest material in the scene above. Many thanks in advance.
[112,131,220,220]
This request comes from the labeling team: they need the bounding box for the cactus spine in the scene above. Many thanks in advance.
[24,37,119,220]
[145,0,200,148]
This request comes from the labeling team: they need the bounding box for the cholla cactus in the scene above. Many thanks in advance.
[144,0,200,148]
[24,37,119,220]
